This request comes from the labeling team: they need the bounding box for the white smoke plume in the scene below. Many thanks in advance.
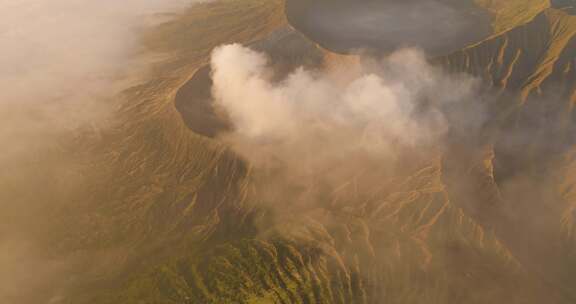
[210,44,484,181]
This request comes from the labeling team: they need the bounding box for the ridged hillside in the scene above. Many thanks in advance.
[32,1,576,303]
[17,1,285,303]
[438,6,576,299]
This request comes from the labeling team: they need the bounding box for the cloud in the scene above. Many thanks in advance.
[210,44,484,178]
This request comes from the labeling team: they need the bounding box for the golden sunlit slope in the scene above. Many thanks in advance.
[4,1,285,303]
[475,0,551,33]
[67,0,286,256]
[442,6,576,102]
[28,1,576,303]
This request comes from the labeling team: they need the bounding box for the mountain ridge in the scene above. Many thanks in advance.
[20,1,576,303]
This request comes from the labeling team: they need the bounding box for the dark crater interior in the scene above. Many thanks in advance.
[284,0,493,56]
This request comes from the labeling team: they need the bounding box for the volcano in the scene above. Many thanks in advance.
[4,1,576,303]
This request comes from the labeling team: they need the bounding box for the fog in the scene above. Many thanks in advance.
[0,1,203,303]
[0,0,198,162]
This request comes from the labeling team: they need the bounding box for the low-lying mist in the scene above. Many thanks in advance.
[0,1,205,303]
[0,0,197,162]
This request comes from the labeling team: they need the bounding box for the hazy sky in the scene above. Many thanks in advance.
[0,0,201,157]
[1,0,192,104]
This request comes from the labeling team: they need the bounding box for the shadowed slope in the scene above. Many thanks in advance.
[439,6,576,300]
